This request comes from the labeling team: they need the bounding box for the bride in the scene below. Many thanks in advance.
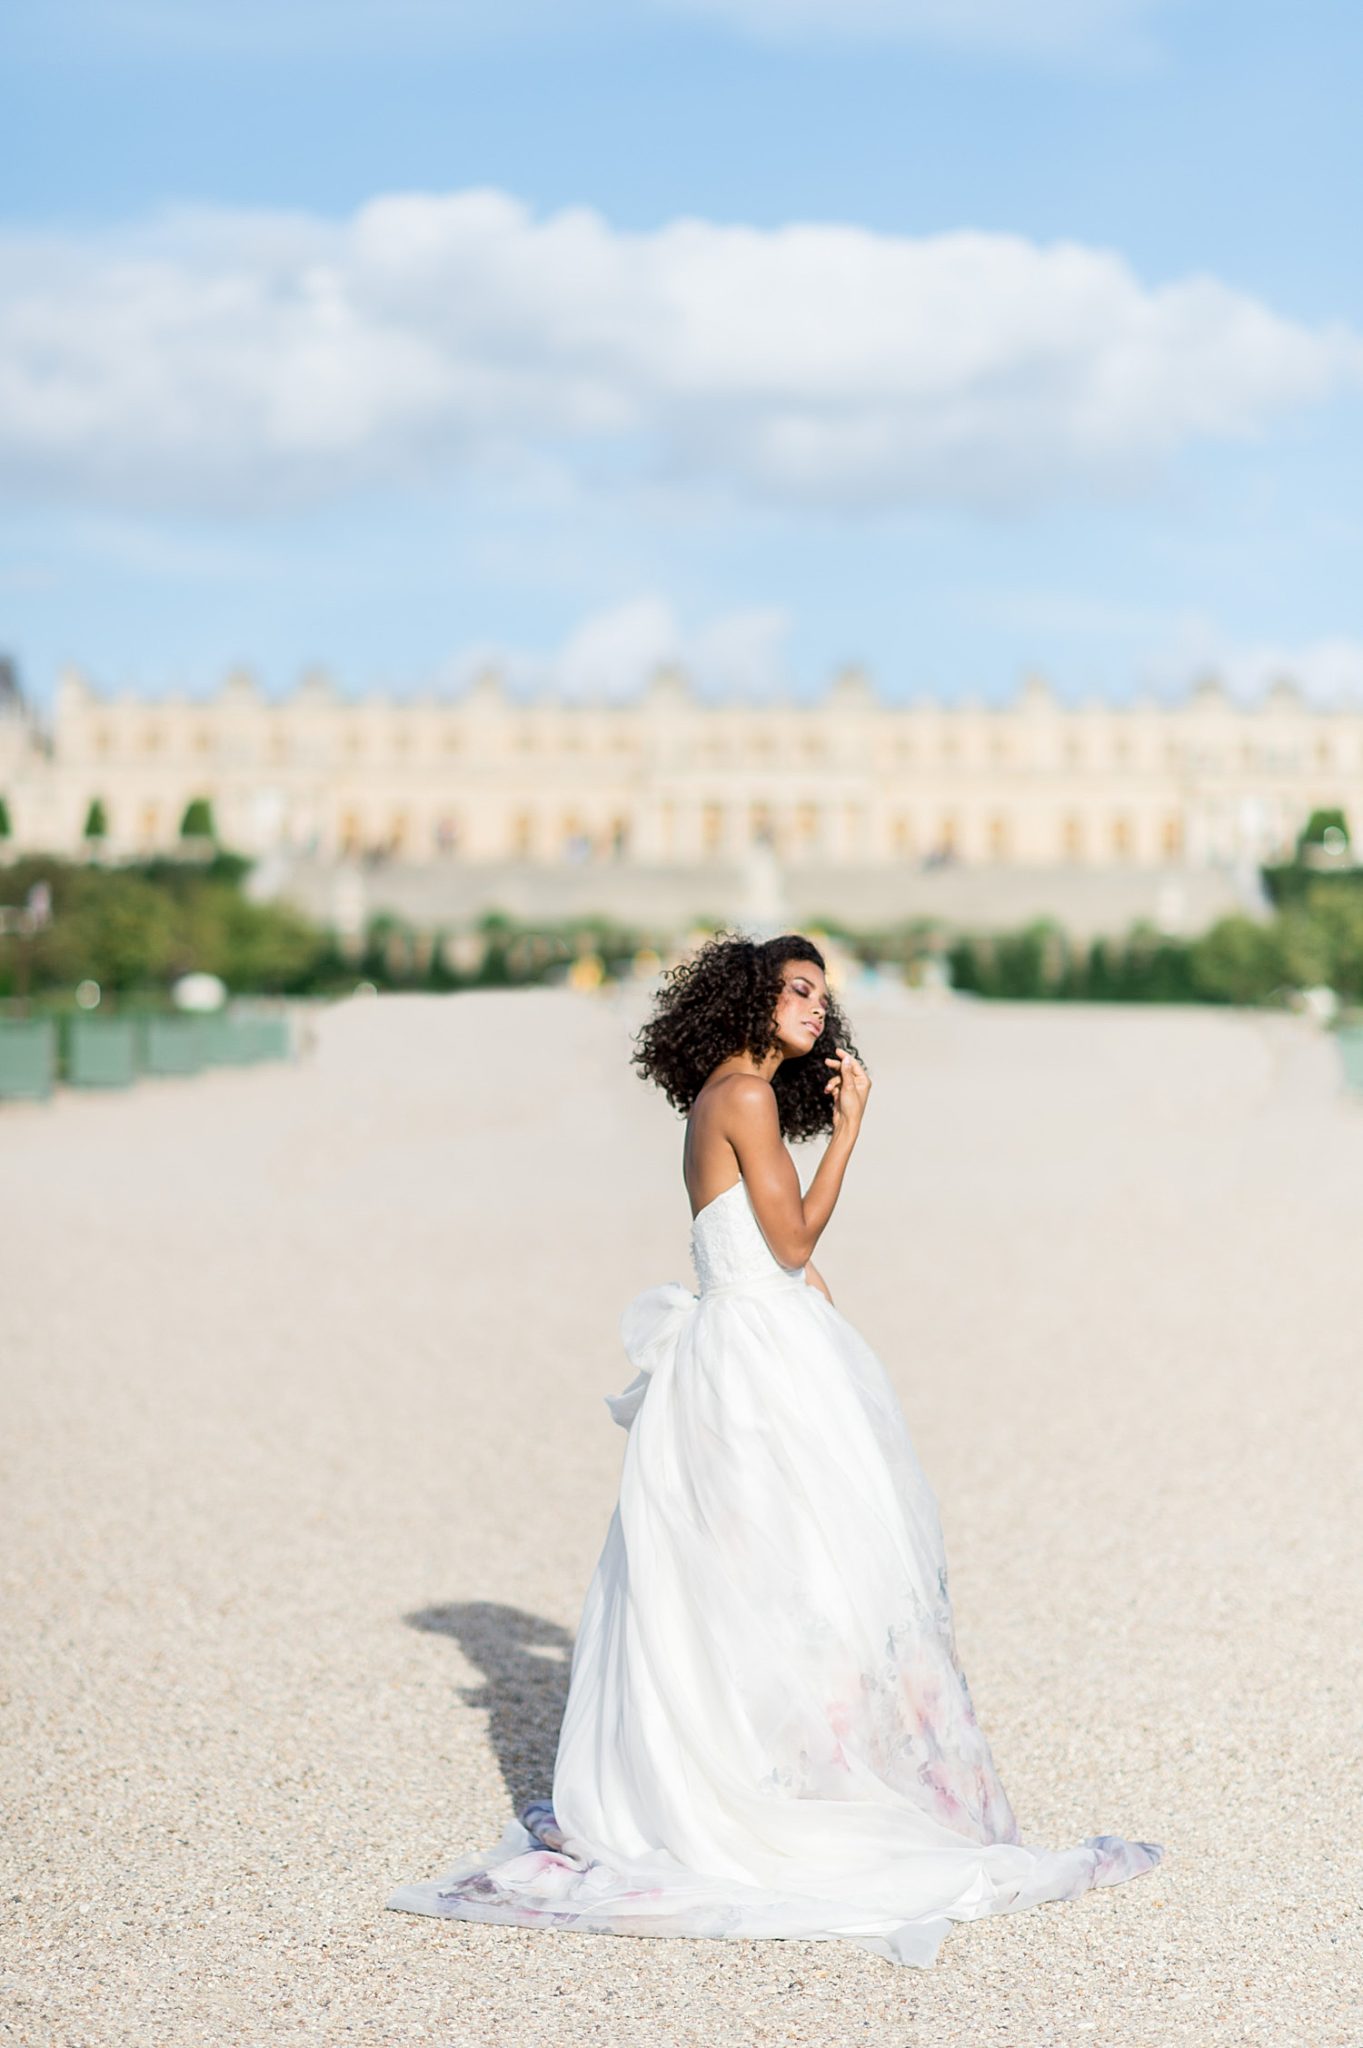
[388,931,1162,1967]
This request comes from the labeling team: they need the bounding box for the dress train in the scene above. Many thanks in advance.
[388,1176,1161,1966]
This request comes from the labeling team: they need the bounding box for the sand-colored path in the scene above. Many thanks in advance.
[3,987,1361,2047]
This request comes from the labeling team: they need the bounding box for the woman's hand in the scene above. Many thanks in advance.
[824,1047,870,1133]
[804,1261,834,1305]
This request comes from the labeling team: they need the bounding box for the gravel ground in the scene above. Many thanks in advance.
[3,985,1361,2048]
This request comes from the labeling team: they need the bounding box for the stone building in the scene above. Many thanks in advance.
[2,662,1358,882]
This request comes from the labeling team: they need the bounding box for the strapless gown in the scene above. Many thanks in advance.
[387,1175,1162,1967]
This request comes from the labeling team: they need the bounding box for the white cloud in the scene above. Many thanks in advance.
[1,188,1359,520]
[1147,623,1363,709]
[443,596,793,702]
[690,606,792,698]
[556,596,683,700]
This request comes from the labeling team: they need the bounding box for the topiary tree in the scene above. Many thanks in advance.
[180,796,216,840]
[0,794,10,838]
[83,796,108,839]
[1297,807,1349,854]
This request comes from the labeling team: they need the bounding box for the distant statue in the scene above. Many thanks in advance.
[740,825,788,938]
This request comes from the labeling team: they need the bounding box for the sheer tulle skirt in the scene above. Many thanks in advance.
[388,1277,1161,1967]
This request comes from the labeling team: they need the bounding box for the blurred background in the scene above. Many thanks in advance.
[3,0,1363,1079]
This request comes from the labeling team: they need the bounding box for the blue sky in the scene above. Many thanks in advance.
[3,0,1362,708]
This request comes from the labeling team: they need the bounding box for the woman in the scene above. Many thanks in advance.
[388,932,1162,1967]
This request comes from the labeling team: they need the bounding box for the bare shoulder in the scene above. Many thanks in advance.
[711,1073,779,1131]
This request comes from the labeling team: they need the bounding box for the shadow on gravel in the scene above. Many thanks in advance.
[405,1600,575,1812]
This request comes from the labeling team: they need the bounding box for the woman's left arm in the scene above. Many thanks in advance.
[804,1261,833,1304]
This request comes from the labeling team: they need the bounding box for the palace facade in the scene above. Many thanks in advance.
[1,660,1359,872]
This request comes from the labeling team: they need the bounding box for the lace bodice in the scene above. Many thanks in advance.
[689,1177,806,1293]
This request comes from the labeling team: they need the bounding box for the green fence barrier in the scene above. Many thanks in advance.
[1338,1026,1363,1094]
[65,1015,138,1087]
[233,1013,292,1062]
[0,1006,296,1096]
[134,1007,293,1075]
[194,1011,293,1064]
[196,1014,249,1066]
[0,1018,57,1100]
[138,1014,206,1076]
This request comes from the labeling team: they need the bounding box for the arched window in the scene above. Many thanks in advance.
[1062,814,1084,859]
[1111,815,1133,858]
[987,813,1011,860]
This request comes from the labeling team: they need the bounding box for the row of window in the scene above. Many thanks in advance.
[88,724,1359,774]
[123,805,1185,861]
[82,787,1237,860]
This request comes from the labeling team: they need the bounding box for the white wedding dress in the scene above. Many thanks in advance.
[388,1174,1162,1967]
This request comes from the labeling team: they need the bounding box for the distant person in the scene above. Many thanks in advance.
[388,933,1161,1966]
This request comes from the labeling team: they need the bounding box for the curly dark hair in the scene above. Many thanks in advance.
[630,929,865,1141]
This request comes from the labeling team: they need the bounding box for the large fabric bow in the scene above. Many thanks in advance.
[604,1280,698,1430]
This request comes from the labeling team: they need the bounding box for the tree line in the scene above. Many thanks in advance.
[0,808,1358,1010]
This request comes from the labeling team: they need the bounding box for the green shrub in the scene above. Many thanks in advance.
[0,851,327,998]
[1186,916,1285,1005]
[1298,806,1350,851]
[179,796,216,840]
[1279,885,1363,998]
